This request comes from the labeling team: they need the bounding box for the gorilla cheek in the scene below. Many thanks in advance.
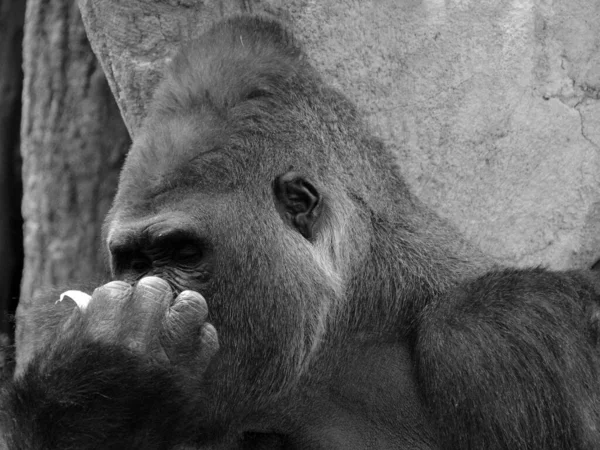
[199,244,329,394]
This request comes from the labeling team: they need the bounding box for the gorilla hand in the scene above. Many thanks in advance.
[75,277,219,375]
[1,278,219,449]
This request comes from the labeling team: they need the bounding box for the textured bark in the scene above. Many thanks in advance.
[0,0,25,375]
[79,0,600,270]
[16,0,130,371]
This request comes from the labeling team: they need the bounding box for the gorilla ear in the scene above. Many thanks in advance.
[273,172,321,241]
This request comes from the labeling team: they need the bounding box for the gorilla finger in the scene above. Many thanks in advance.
[123,277,174,351]
[87,281,132,324]
[200,323,220,356]
[193,323,220,373]
[161,292,208,350]
[132,277,173,316]
[163,322,219,369]
[60,305,84,333]
[171,290,209,322]
[91,281,132,304]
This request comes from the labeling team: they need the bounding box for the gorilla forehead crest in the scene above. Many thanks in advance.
[120,16,335,200]
[155,16,309,116]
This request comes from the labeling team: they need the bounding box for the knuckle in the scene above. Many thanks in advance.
[177,290,205,302]
[136,277,172,297]
[103,280,132,291]
[93,281,131,299]
[173,292,208,316]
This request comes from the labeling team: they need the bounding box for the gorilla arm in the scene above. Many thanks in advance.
[416,268,600,450]
[0,278,218,450]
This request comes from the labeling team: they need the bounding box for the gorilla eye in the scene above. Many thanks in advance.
[112,250,152,276]
[173,243,202,264]
[130,254,152,272]
[152,232,204,265]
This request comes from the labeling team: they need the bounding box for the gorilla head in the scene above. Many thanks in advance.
[106,17,363,406]
[105,13,485,433]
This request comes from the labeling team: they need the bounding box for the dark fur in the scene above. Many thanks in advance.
[418,269,600,449]
[2,15,600,449]
[2,342,189,449]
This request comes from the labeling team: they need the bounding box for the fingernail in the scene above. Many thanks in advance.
[58,290,92,311]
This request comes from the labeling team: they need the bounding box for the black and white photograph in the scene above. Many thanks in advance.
[1,1,599,448]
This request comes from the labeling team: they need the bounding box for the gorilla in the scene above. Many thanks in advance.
[2,15,600,450]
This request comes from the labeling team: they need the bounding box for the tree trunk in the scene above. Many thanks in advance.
[15,0,130,373]
[0,0,25,377]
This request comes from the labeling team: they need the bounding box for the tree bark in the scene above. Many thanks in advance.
[78,0,600,271]
[15,0,130,373]
[0,0,25,377]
